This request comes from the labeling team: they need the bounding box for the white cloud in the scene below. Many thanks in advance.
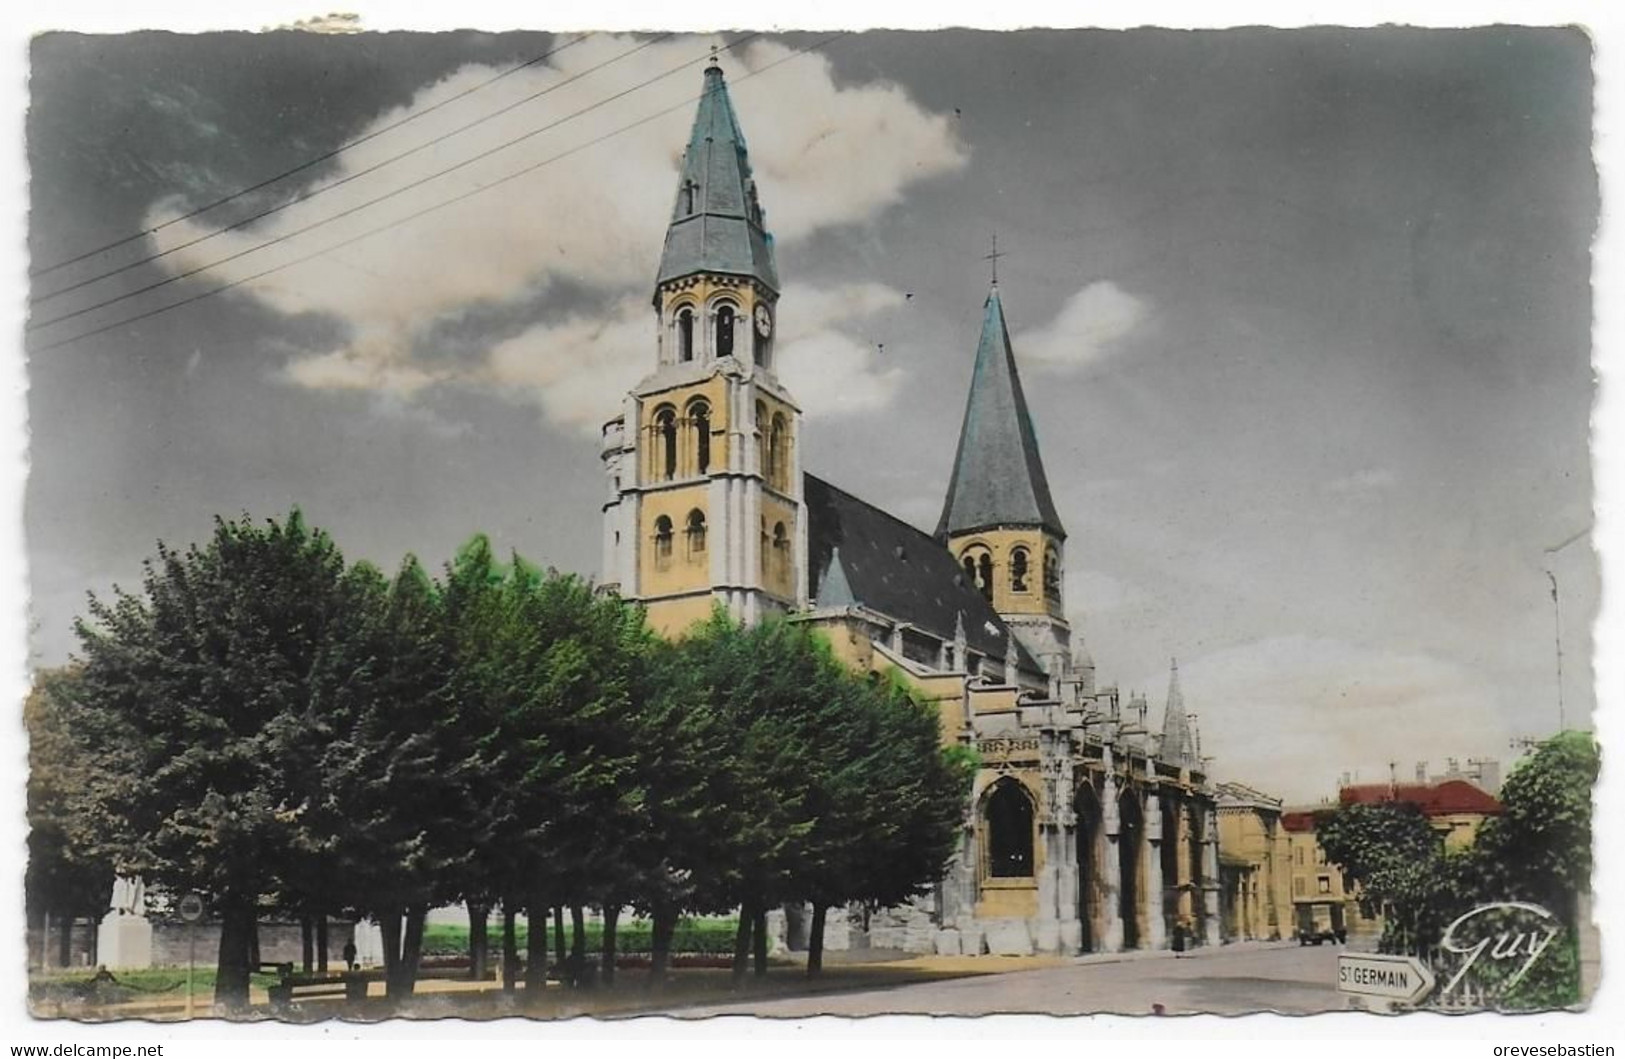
[142,36,966,419]
[1126,636,1509,804]
[1018,281,1149,371]
[477,281,908,434]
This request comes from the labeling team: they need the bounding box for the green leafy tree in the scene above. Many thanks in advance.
[68,511,366,1010]
[1313,801,1465,954]
[313,556,472,1000]
[794,668,973,975]
[25,667,116,968]
[1472,731,1599,928]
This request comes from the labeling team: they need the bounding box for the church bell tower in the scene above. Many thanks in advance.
[937,282,1072,674]
[600,58,807,636]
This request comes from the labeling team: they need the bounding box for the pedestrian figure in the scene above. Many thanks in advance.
[343,940,358,971]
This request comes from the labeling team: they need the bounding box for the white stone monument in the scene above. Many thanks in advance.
[96,875,153,970]
[352,917,385,968]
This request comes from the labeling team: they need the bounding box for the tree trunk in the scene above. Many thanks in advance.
[807,904,827,976]
[247,916,261,970]
[600,902,620,988]
[752,905,769,978]
[648,905,678,992]
[379,911,402,990]
[500,907,517,994]
[525,889,549,996]
[731,901,755,985]
[57,914,73,969]
[316,915,329,973]
[552,906,567,985]
[468,902,489,982]
[301,914,314,973]
[570,905,587,988]
[389,905,426,1000]
[213,900,255,1012]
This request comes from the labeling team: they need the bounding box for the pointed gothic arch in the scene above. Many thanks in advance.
[983,778,1035,879]
[1119,789,1144,949]
[1075,781,1104,952]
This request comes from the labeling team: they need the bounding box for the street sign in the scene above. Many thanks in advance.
[1338,952,1436,1005]
[178,893,205,923]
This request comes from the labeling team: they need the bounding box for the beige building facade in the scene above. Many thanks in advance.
[602,59,1226,957]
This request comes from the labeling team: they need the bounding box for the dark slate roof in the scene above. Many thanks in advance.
[936,287,1065,540]
[655,64,779,294]
[805,473,1042,675]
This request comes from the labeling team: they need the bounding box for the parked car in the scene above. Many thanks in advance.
[1298,927,1345,945]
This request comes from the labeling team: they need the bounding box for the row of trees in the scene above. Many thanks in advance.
[31,511,973,1010]
[1315,730,1599,1009]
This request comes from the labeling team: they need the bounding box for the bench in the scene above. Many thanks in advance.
[267,970,381,1010]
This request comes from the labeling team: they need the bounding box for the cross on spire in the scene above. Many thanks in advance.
[708,44,720,68]
[983,232,1006,286]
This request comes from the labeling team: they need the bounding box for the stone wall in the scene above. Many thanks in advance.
[150,920,357,968]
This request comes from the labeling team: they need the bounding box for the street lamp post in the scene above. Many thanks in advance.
[1546,570,1565,733]
[1543,525,1587,734]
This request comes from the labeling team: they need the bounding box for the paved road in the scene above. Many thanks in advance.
[679,942,1347,1018]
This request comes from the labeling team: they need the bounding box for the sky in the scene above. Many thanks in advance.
[19,22,1600,804]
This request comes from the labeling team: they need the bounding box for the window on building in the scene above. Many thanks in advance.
[1010,547,1030,593]
[1293,877,1306,897]
[1043,545,1061,603]
[685,509,706,557]
[960,547,993,601]
[768,414,788,490]
[653,406,678,481]
[689,400,711,474]
[716,303,736,359]
[677,307,695,362]
[772,521,789,580]
[985,780,1034,878]
[1295,847,1305,867]
[653,515,673,567]
[1317,876,1331,895]
[681,179,697,215]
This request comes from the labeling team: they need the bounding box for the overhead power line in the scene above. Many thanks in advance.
[30,33,594,279]
[29,31,758,336]
[34,32,674,308]
[28,33,845,355]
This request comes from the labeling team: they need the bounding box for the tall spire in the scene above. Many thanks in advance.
[936,287,1065,540]
[1159,657,1196,765]
[655,61,779,295]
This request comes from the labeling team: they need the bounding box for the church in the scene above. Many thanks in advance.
[598,58,1222,957]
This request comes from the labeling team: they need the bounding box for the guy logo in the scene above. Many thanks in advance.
[1438,901,1560,997]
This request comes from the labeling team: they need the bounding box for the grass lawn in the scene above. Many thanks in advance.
[422,916,739,957]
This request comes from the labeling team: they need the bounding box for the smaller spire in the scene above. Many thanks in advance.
[815,547,856,607]
[1159,657,1196,765]
[1005,631,1020,682]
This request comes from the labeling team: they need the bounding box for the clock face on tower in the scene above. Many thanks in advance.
[754,302,773,338]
